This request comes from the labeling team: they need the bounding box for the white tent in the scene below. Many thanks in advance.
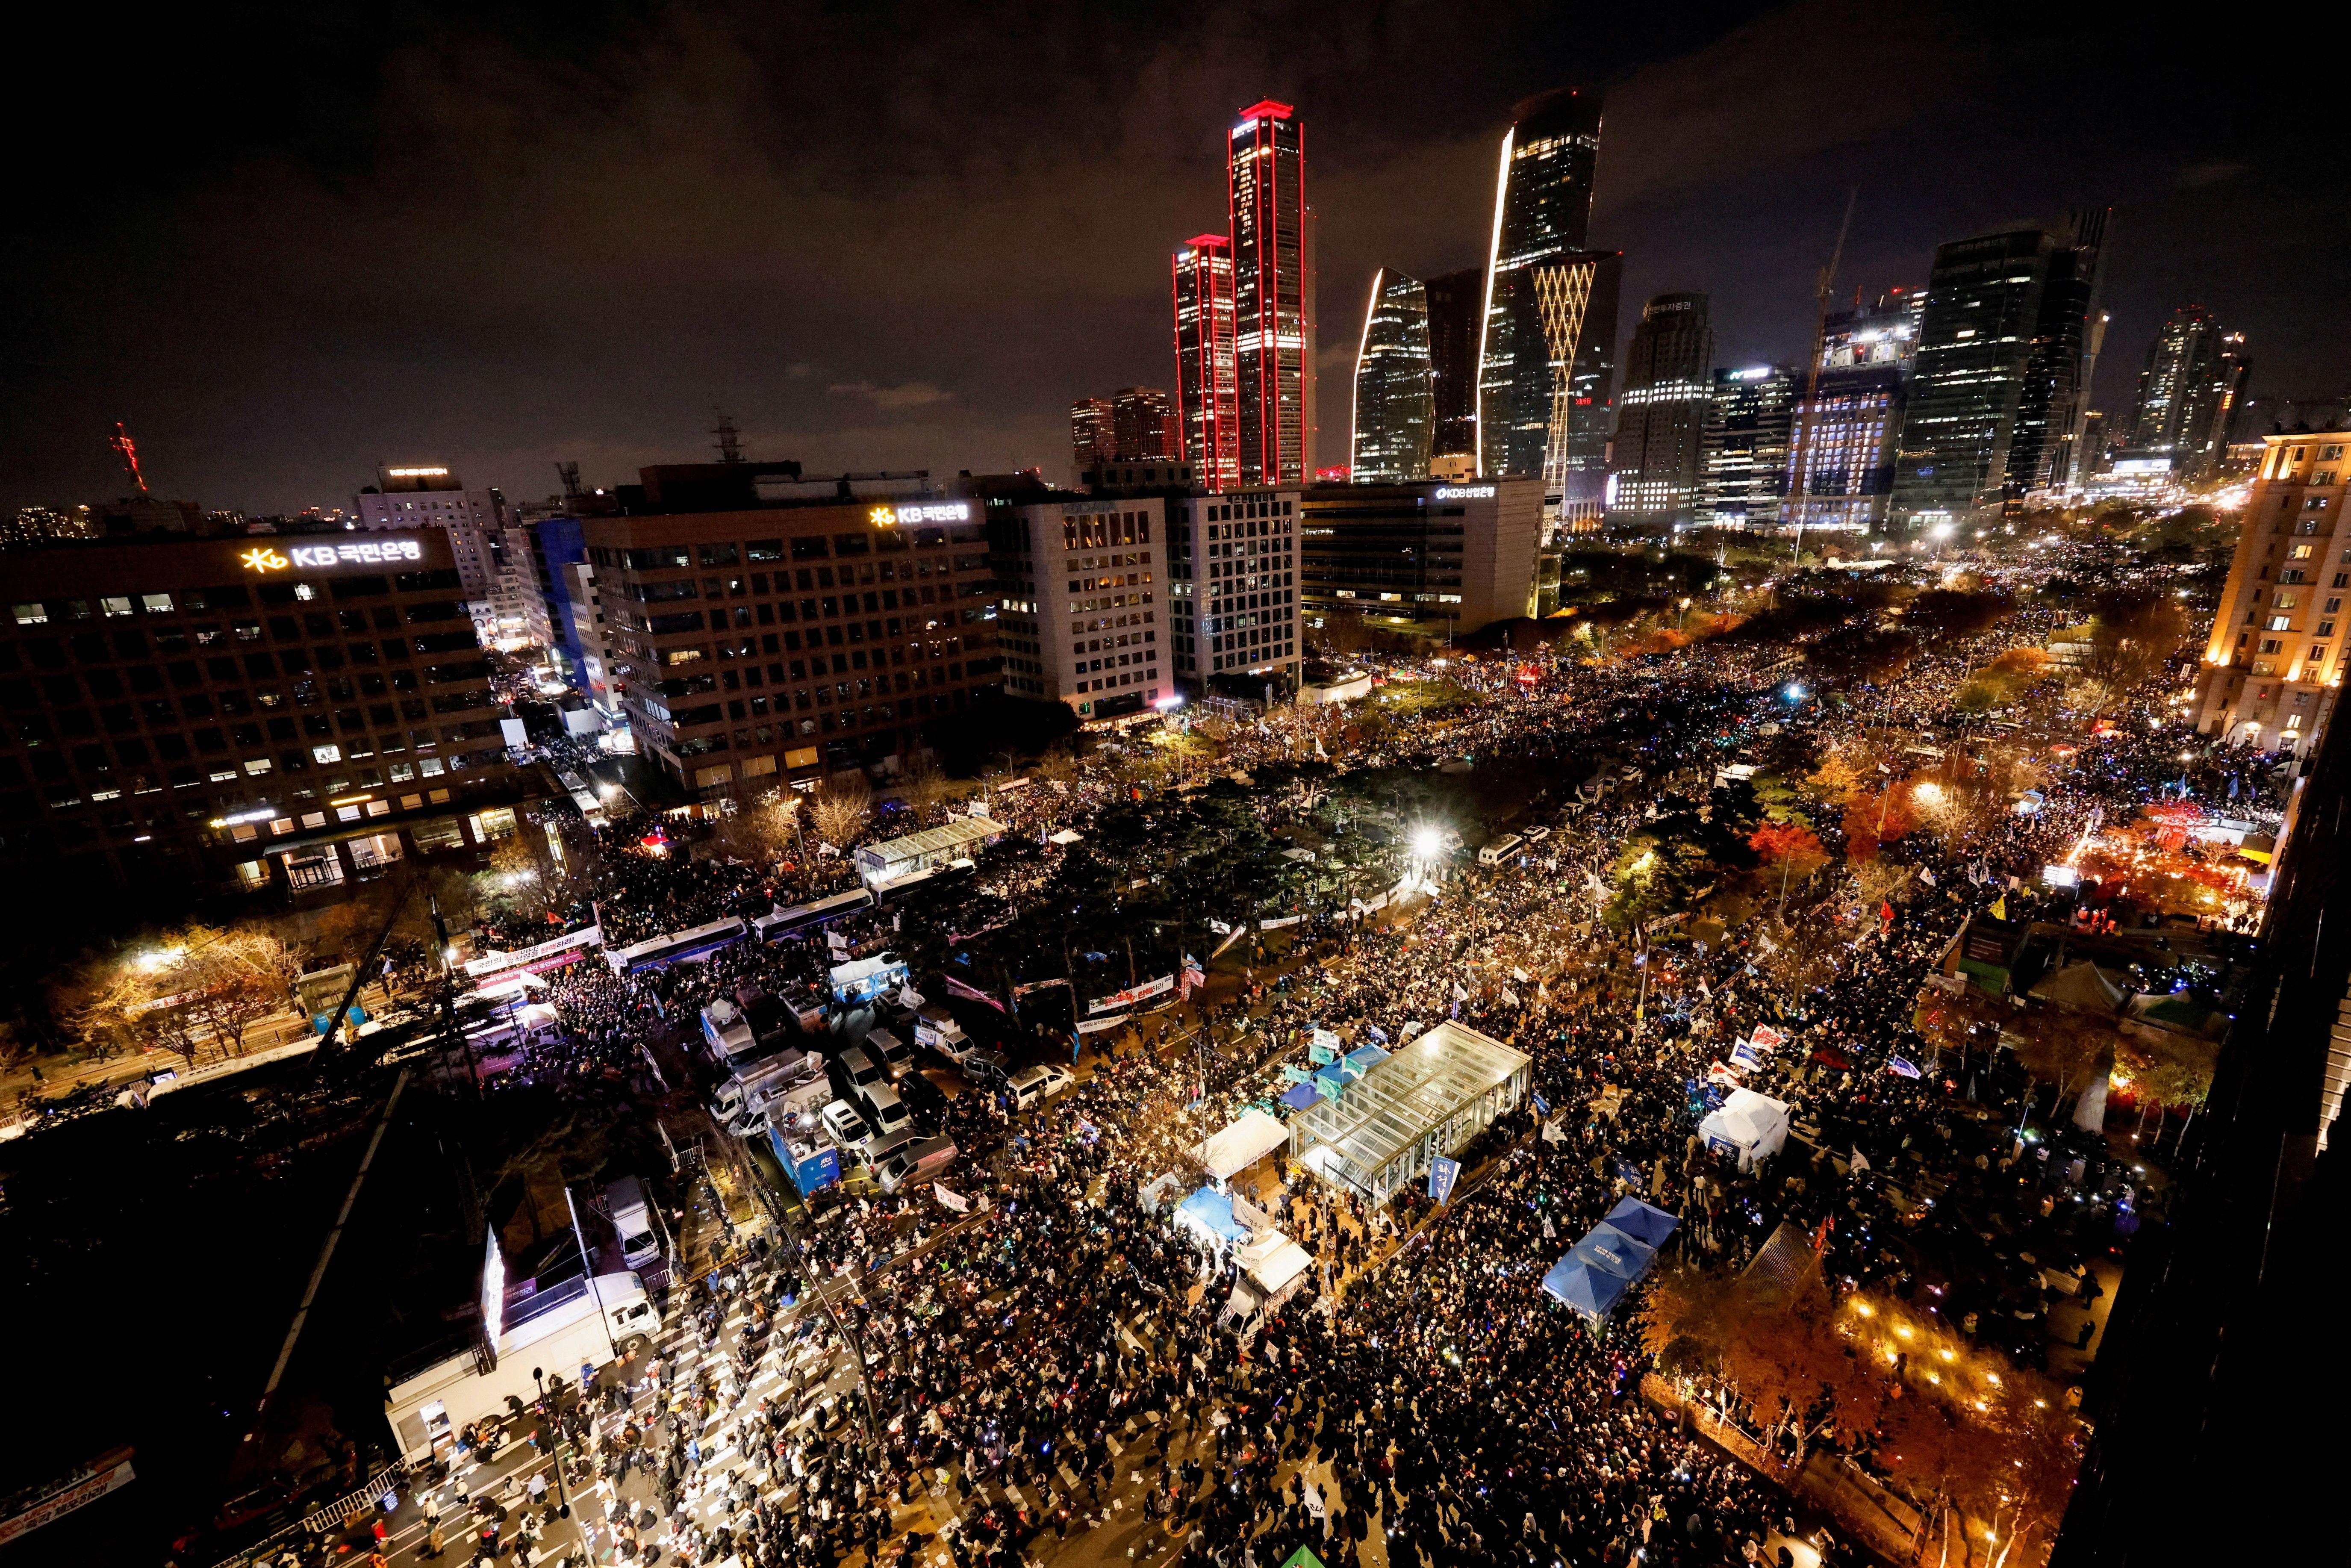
[1190,1109,1290,1180]
[1239,1231,1313,1295]
[1699,1088,1790,1170]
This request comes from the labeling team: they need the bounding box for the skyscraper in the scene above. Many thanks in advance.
[1071,397,1116,478]
[1424,268,1484,462]
[1785,287,1922,534]
[2005,209,2109,498]
[1699,366,1800,528]
[1172,235,1240,492]
[1475,87,1610,512]
[1229,100,1310,485]
[1112,387,1178,463]
[1351,269,1435,483]
[2127,308,2249,481]
[1606,293,1714,528]
[1887,228,2059,528]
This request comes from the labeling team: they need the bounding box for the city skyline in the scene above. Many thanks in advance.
[3,2,2342,516]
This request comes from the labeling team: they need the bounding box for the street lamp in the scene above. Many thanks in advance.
[528,1366,578,1559]
[1411,827,1444,860]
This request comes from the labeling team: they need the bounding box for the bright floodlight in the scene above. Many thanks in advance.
[1930,522,1956,539]
[1411,827,1444,859]
[1784,684,1805,701]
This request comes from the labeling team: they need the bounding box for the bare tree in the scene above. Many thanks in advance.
[808,772,872,851]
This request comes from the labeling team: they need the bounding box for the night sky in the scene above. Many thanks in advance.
[4,0,2340,515]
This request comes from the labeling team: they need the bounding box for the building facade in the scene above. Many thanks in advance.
[1300,477,1541,634]
[580,480,1000,793]
[1698,366,1799,528]
[1172,235,1242,492]
[1785,288,1921,534]
[2193,433,2351,755]
[1606,293,1714,528]
[2003,208,2108,499]
[1114,387,1178,463]
[1424,268,1484,465]
[1351,269,1435,483]
[1888,229,2059,528]
[1167,489,1302,700]
[1070,398,1117,479]
[987,493,1170,722]
[1229,101,1312,485]
[0,529,530,893]
[354,466,503,622]
[2126,307,2248,482]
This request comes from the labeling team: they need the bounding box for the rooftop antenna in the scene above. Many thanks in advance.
[1785,187,1857,568]
[712,411,745,465]
[109,421,149,493]
[555,460,583,501]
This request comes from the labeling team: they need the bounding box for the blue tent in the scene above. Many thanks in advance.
[1174,1187,1250,1244]
[1279,1080,1324,1111]
[1604,1197,1682,1247]
[1314,1064,1349,1099]
[1344,1044,1390,1074]
[1570,1222,1656,1281]
[1540,1257,1629,1320]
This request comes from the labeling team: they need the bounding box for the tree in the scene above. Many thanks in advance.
[899,754,953,824]
[1748,822,1829,879]
[1806,749,1868,808]
[1841,788,1919,862]
[808,773,872,851]
[56,923,301,1065]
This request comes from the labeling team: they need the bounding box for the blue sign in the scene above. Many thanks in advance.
[1532,1090,1550,1116]
[1428,1157,1461,1205]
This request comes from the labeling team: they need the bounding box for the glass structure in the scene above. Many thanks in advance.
[1785,288,1921,533]
[1423,267,1484,462]
[2005,207,2109,498]
[1699,365,1800,528]
[1606,292,1714,527]
[1229,101,1308,485]
[1350,268,1434,483]
[1287,1021,1532,1201]
[1889,227,2058,527]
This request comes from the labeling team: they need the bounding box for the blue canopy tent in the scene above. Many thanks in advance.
[1279,1080,1324,1112]
[1174,1186,1251,1244]
[1313,1064,1349,1099]
[1569,1223,1656,1281]
[1604,1197,1681,1247]
[1343,1044,1390,1074]
[1540,1257,1630,1321]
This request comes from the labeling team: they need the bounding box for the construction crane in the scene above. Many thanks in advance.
[1784,189,1856,568]
[556,460,583,500]
[109,421,148,493]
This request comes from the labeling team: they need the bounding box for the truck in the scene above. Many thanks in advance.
[604,1176,663,1272]
[911,1002,969,1058]
[699,999,760,1069]
[708,1048,827,1135]
[384,1267,657,1464]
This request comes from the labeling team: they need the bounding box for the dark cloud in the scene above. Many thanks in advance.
[1,1,2337,513]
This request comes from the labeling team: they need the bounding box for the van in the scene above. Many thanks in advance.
[1522,826,1552,845]
[857,1080,912,1139]
[962,1049,1012,1088]
[866,1027,913,1081]
[863,1126,919,1177]
[1478,834,1524,867]
[606,1176,662,1271]
[1007,1064,1073,1110]
[877,1133,959,1194]
[828,1045,884,1103]
[709,1047,822,1124]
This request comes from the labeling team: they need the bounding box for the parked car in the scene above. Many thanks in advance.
[1008,1064,1075,1110]
[877,1133,960,1194]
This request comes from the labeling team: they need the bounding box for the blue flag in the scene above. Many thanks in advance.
[1887,1055,1921,1079]
[1532,1090,1550,1116]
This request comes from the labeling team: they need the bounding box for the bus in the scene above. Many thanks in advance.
[753,888,875,943]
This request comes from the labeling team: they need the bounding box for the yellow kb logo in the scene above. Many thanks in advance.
[241,547,291,572]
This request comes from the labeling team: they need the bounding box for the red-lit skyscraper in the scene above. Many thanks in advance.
[1173,234,1241,491]
[1228,101,1311,485]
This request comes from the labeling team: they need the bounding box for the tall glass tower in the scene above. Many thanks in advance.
[1474,86,1610,507]
[1606,292,1714,527]
[1350,269,1434,483]
[2005,207,2109,498]
[1423,268,1484,462]
[1888,227,2057,528]
[1229,100,1308,485]
[1171,235,1240,492]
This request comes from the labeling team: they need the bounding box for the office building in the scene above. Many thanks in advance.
[985,490,1170,722]
[4,507,94,549]
[1888,228,2067,528]
[579,471,1001,794]
[2004,209,2109,499]
[1172,235,1241,492]
[1351,269,1435,483]
[354,466,503,622]
[1166,489,1302,701]
[0,529,532,893]
[1070,398,1117,477]
[1606,293,1714,528]
[1114,388,1178,464]
[1475,88,1614,512]
[1424,268,1483,463]
[1300,477,1541,634]
[2126,308,2249,482]
[562,559,617,713]
[2192,432,2350,756]
[1229,100,1312,485]
[1785,288,1922,534]
[1698,366,1799,528]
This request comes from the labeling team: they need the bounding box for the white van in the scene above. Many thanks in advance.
[857,1080,913,1139]
[605,1176,663,1271]
[1478,834,1524,867]
[1008,1064,1074,1110]
[877,1134,959,1194]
